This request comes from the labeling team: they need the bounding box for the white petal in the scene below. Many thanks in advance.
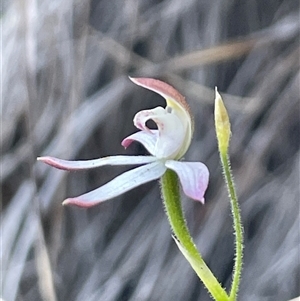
[121,130,159,156]
[129,77,193,159]
[37,155,156,171]
[133,107,186,159]
[63,161,167,207]
[152,110,185,159]
[134,107,165,132]
[165,160,209,203]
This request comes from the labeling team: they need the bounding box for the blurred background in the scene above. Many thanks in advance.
[1,0,299,300]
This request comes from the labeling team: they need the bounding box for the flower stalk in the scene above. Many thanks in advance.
[220,152,243,301]
[214,88,244,301]
[160,169,229,301]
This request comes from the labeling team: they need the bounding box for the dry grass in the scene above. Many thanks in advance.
[1,0,299,301]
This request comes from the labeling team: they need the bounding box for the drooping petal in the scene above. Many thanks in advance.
[37,155,156,171]
[121,130,158,156]
[133,107,186,159]
[129,77,193,159]
[63,161,167,207]
[165,160,209,203]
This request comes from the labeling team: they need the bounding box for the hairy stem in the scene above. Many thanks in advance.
[160,169,229,301]
[219,153,243,301]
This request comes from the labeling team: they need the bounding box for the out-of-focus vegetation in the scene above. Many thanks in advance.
[1,0,299,300]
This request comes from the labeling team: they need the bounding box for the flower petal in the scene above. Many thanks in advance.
[129,77,193,159]
[129,77,191,118]
[37,155,156,171]
[121,130,158,156]
[165,160,209,203]
[63,161,167,207]
[133,107,186,159]
[133,106,165,132]
[151,111,185,159]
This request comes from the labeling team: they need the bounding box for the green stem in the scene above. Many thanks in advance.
[219,152,243,301]
[160,169,229,301]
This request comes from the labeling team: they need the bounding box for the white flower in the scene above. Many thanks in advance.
[38,78,209,207]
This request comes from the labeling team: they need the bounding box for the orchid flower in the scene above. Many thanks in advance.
[37,77,209,208]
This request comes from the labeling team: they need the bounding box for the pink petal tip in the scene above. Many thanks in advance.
[37,156,67,170]
[62,197,99,208]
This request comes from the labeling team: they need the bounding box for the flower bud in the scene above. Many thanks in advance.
[214,87,231,153]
